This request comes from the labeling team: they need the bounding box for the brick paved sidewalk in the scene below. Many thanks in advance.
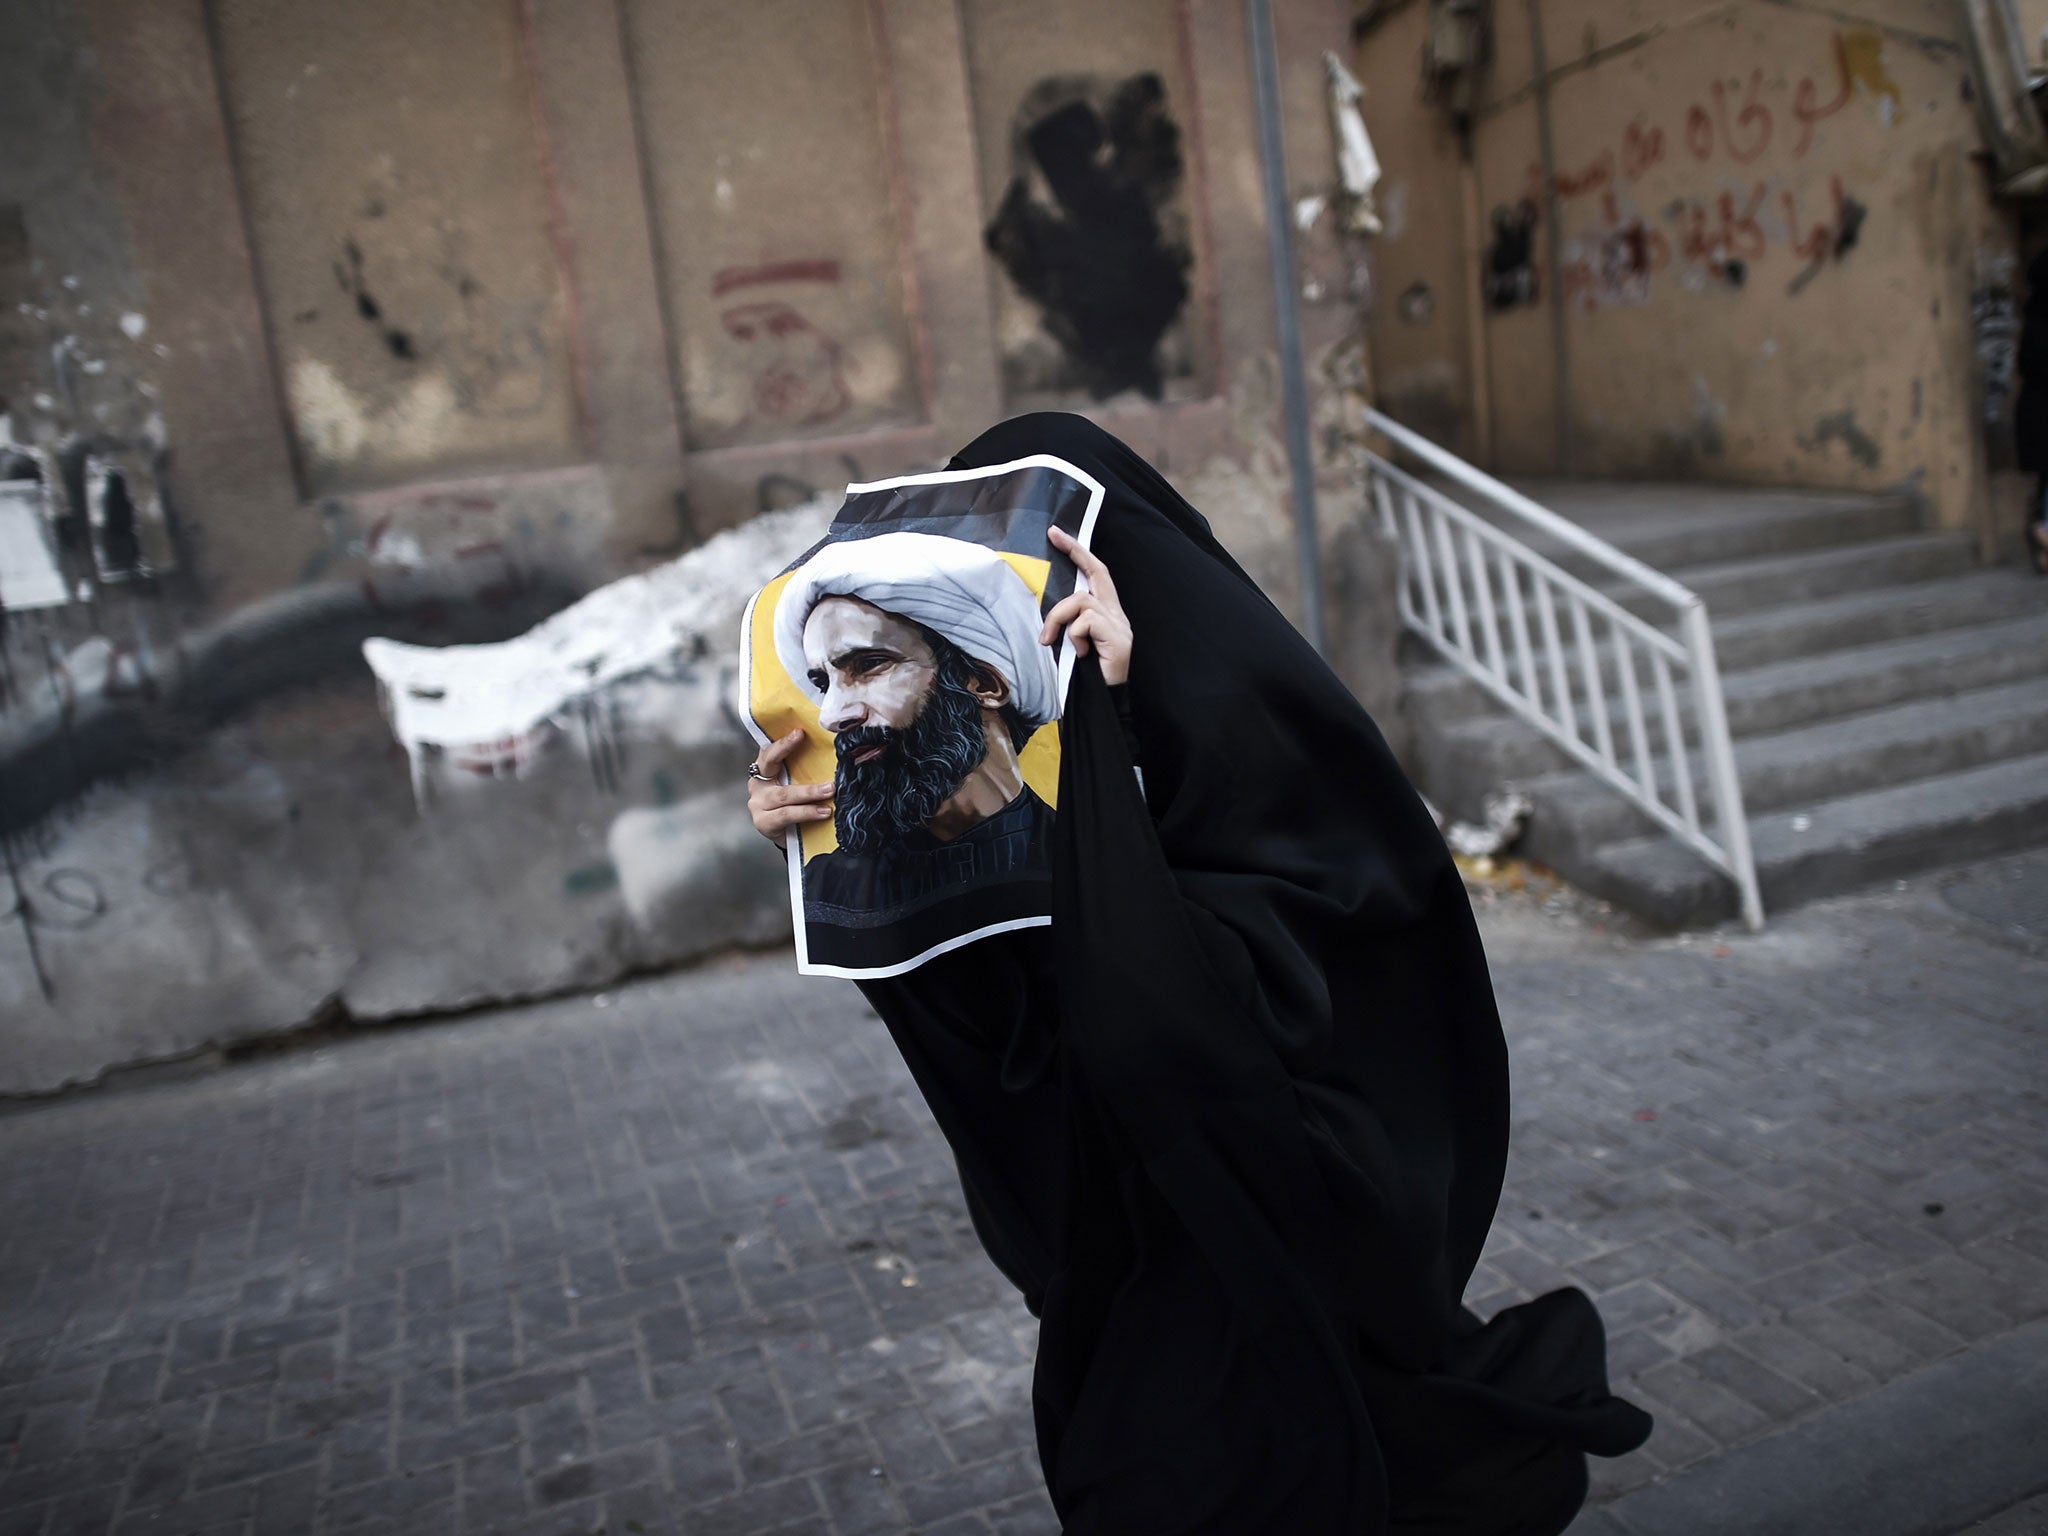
[0,851,2043,1535]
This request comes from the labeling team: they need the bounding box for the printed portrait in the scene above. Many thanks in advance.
[741,456,1104,977]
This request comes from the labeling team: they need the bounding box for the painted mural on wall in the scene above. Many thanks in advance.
[983,72,1196,401]
[713,260,855,430]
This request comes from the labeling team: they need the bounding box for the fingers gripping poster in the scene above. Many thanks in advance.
[740,455,1104,978]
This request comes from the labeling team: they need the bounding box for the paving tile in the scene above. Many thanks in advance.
[3,857,2044,1532]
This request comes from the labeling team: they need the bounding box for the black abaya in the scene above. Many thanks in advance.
[858,413,1651,1534]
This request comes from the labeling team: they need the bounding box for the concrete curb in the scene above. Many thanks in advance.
[1574,1319,2048,1536]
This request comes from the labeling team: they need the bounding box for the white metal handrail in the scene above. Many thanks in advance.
[1363,408,1764,930]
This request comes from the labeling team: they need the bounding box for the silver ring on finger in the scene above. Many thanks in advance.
[747,763,774,783]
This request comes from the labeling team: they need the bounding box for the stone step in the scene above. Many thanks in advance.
[1404,568,2048,729]
[1716,614,2048,735]
[1571,750,2048,928]
[1409,536,1982,671]
[1419,477,1920,573]
[1645,532,1979,616]
[1393,473,2048,929]
[1517,675,2048,864]
[1411,607,2048,755]
[1708,569,2048,669]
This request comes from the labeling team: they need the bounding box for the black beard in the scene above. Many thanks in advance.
[832,655,992,856]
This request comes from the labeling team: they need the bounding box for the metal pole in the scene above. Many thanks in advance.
[1456,126,1494,465]
[1525,0,1574,476]
[1247,0,1328,656]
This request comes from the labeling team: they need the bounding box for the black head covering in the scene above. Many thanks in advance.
[857,413,1651,1534]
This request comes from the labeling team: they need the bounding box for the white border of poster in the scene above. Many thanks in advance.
[739,453,1104,978]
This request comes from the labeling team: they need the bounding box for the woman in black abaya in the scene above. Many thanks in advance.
[748,413,1651,1534]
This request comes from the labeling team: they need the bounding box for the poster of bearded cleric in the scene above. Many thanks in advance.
[739,455,1104,977]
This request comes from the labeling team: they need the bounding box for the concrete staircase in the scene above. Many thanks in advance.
[1402,483,2048,927]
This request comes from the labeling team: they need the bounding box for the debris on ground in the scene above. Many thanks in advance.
[1423,790,1533,859]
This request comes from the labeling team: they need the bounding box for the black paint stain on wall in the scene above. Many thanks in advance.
[336,240,417,362]
[1484,201,1541,310]
[1834,197,1866,258]
[1800,408,1882,468]
[96,468,141,580]
[983,73,1193,400]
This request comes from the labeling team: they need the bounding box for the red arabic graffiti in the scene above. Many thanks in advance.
[1793,36,1855,155]
[1561,174,1866,307]
[1685,70,1775,164]
[1670,183,1768,267]
[1622,121,1667,180]
[1534,30,1888,216]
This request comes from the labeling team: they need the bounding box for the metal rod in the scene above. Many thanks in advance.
[1500,546,1540,713]
[1570,597,1615,767]
[1456,125,1494,464]
[1653,649,1700,834]
[1466,523,1506,682]
[1409,612,1737,874]
[1371,473,1398,540]
[1371,476,1416,626]
[1613,626,1655,802]
[1366,411,1697,610]
[1683,602,1764,930]
[1362,417,1760,926]
[1402,491,1444,639]
[1247,0,1327,655]
[1433,509,1474,660]
[1535,573,1574,737]
[1370,455,1687,660]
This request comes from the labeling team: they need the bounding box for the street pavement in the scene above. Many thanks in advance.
[0,849,2044,1535]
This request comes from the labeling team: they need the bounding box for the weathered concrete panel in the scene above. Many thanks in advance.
[623,0,920,451]
[0,44,175,616]
[521,0,691,562]
[75,0,310,609]
[962,0,1213,407]
[871,0,1006,454]
[0,497,830,1096]
[0,680,790,1096]
[211,0,580,493]
[0,0,155,458]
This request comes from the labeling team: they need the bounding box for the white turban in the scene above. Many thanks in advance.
[773,530,1060,727]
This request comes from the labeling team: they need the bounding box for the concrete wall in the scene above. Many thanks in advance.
[0,0,185,592]
[211,0,583,494]
[1357,0,2020,536]
[0,0,1400,1094]
[624,0,923,453]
